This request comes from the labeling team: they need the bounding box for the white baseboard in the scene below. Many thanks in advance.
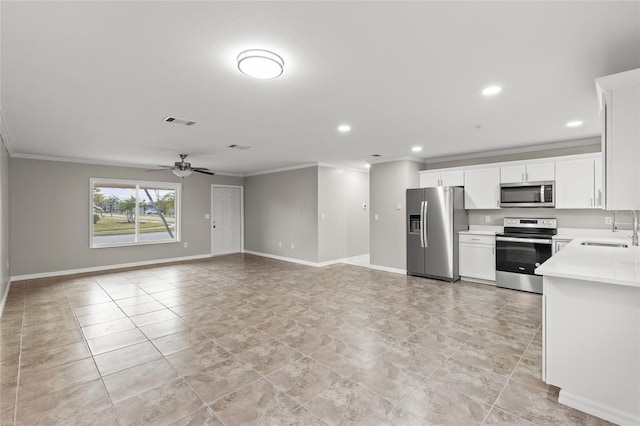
[368,263,407,275]
[245,251,374,269]
[10,254,212,282]
[244,251,330,267]
[559,389,640,426]
[0,280,11,318]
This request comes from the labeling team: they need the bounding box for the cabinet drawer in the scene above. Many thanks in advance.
[459,234,495,245]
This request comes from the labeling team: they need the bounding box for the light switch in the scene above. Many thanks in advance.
[321,213,325,220]
[374,214,379,221]
[205,214,210,219]
[396,202,402,210]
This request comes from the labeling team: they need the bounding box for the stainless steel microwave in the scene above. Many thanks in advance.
[500,181,555,208]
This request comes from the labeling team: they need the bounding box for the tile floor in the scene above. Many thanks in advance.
[0,254,614,425]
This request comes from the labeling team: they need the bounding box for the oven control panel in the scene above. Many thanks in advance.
[503,218,557,229]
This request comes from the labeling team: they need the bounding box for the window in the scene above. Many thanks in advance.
[90,178,181,248]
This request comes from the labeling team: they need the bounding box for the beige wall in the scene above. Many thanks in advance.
[9,158,243,277]
[0,143,9,306]
[370,160,423,270]
[244,167,319,262]
[318,166,369,262]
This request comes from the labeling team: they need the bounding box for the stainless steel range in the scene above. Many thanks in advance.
[496,217,557,294]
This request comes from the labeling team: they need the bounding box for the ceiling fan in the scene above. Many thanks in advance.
[146,154,215,177]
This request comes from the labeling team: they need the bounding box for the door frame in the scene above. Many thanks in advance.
[210,184,244,257]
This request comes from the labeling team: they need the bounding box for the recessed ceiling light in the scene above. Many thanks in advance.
[482,86,502,96]
[566,120,583,128]
[365,163,371,169]
[412,146,423,152]
[237,49,284,79]
[338,124,351,133]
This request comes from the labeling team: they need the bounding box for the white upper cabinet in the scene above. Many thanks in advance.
[556,157,599,209]
[500,162,554,183]
[464,167,500,209]
[596,68,640,210]
[419,169,464,188]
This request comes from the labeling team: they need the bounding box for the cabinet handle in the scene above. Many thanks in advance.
[590,198,593,207]
[522,172,525,182]
[492,246,495,255]
[597,189,602,207]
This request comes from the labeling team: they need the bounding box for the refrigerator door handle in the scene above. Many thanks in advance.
[420,201,425,247]
[423,201,428,247]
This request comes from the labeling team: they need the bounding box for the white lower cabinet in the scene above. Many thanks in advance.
[459,234,496,282]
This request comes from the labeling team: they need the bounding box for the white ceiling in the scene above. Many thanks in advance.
[1,1,639,175]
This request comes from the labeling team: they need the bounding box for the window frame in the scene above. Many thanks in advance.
[89,177,182,249]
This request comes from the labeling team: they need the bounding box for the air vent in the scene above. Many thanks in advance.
[163,116,196,126]
[371,154,381,157]
[227,144,252,150]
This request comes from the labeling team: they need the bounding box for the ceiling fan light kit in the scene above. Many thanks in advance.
[237,49,284,79]
[146,154,215,177]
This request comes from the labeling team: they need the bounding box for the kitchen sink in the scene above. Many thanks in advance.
[580,241,628,248]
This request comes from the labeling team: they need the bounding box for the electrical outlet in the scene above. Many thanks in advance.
[485,215,491,223]
[374,214,379,221]
[205,214,210,219]
[605,217,613,225]
[278,242,282,248]
[291,243,295,249]
[321,213,325,220]
[183,242,188,248]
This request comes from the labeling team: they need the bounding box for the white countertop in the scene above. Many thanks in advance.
[459,230,498,236]
[535,236,640,288]
[554,228,627,240]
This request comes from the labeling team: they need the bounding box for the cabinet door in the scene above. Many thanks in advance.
[555,158,595,208]
[459,243,496,281]
[420,172,441,188]
[603,83,640,210]
[500,165,526,183]
[464,168,500,209]
[440,170,464,187]
[526,163,555,182]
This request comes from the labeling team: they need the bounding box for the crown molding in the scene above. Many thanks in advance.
[10,153,244,177]
[424,137,600,165]
[368,156,425,165]
[244,163,319,177]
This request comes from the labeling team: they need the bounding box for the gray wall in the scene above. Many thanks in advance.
[370,160,422,270]
[9,158,243,277]
[244,167,319,262]
[318,166,369,262]
[0,143,9,305]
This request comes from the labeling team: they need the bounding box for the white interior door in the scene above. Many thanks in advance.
[211,186,242,256]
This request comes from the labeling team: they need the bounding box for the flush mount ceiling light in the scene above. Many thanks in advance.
[566,120,584,128]
[338,124,351,133]
[412,146,423,152]
[482,85,502,96]
[237,49,284,79]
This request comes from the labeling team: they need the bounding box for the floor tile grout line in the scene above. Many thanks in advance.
[479,322,543,425]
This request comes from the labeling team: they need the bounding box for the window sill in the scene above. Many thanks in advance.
[90,239,180,249]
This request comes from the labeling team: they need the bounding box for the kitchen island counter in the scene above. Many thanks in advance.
[535,236,639,288]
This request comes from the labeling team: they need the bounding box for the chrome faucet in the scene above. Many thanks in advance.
[632,210,639,247]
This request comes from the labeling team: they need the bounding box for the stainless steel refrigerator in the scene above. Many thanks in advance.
[406,187,467,281]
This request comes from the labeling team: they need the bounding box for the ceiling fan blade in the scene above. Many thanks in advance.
[145,168,173,172]
[194,169,215,176]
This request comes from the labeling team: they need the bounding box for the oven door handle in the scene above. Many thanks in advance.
[496,236,552,245]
